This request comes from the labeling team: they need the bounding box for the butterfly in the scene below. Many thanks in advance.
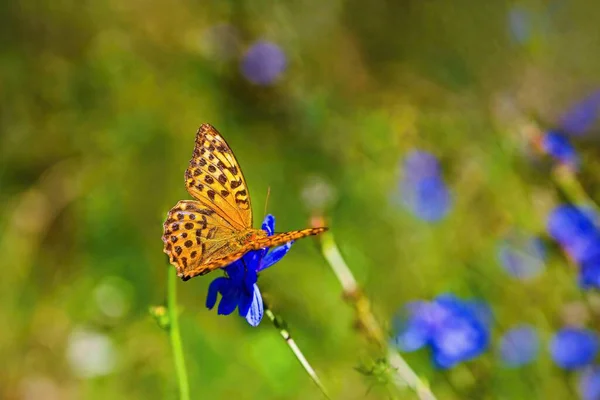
[162,124,328,281]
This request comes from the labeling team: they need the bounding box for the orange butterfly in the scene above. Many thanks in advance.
[162,124,328,281]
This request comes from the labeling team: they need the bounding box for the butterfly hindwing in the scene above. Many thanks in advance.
[162,200,241,278]
[178,243,255,281]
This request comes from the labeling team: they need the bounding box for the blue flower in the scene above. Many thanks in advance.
[579,366,600,400]
[547,205,600,289]
[560,90,600,135]
[205,214,293,327]
[580,258,600,290]
[394,294,491,369]
[499,324,539,367]
[394,301,445,352]
[403,150,441,178]
[549,328,599,370]
[547,205,598,252]
[497,232,546,280]
[540,131,580,170]
[399,150,451,222]
[240,41,287,86]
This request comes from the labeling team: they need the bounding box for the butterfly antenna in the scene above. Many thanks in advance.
[263,186,271,220]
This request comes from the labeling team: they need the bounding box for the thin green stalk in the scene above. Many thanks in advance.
[551,165,600,214]
[168,269,191,400]
[264,305,331,399]
[319,230,437,400]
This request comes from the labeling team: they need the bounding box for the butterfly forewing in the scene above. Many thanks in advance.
[184,124,252,230]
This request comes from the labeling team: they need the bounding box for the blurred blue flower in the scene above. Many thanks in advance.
[499,324,539,367]
[547,205,598,252]
[580,258,600,290]
[547,205,600,289]
[403,150,441,178]
[508,6,531,45]
[550,328,599,370]
[205,214,293,327]
[547,205,600,264]
[394,300,446,352]
[399,150,451,222]
[560,90,600,135]
[240,40,287,86]
[497,232,546,280]
[579,366,600,400]
[539,131,580,170]
[507,4,554,47]
[394,294,491,369]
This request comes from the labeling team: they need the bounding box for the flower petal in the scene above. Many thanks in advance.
[400,175,451,222]
[244,267,258,290]
[206,277,229,310]
[224,259,245,281]
[550,328,599,370]
[560,90,600,135]
[499,325,539,367]
[241,250,262,272]
[217,290,240,315]
[241,41,287,86]
[578,366,600,400]
[259,242,293,272]
[394,316,431,352]
[541,131,580,169]
[262,214,275,236]
[580,257,600,289]
[497,233,546,280]
[238,289,253,317]
[431,317,488,369]
[245,284,264,327]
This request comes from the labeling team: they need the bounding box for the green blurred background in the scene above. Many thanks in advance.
[2,0,600,399]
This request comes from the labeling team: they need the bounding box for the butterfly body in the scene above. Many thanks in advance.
[162,124,327,281]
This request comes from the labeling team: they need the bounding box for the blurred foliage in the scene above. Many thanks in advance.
[3,0,600,399]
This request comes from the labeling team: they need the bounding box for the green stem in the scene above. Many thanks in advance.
[264,305,331,399]
[168,269,191,400]
[551,165,600,213]
[319,231,437,400]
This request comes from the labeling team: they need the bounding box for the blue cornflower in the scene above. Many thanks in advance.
[399,150,451,222]
[539,131,580,170]
[403,150,441,178]
[560,90,600,135]
[497,232,546,280]
[394,294,491,369]
[240,40,287,86]
[549,328,599,370]
[579,366,600,400]
[580,258,600,290]
[547,205,598,253]
[547,205,600,289]
[205,215,293,327]
[499,324,539,367]
[394,301,445,352]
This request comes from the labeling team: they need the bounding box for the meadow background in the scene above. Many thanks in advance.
[3,1,600,399]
